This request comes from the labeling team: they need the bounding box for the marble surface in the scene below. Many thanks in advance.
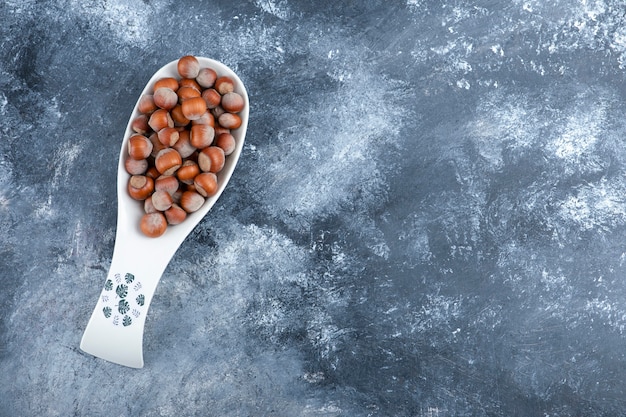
[2,0,626,415]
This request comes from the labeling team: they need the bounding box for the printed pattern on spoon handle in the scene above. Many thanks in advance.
[97,272,147,328]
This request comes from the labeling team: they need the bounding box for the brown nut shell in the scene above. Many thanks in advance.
[155,175,179,195]
[172,130,196,158]
[177,86,201,102]
[157,127,180,147]
[180,190,205,213]
[220,92,245,113]
[145,166,160,179]
[155,148,182,176]
[125,158,148,175]
[151,189,173,211]
[176,160,200,184]
[215,132,236,155]
[196,67,217,88]
[214,76,235,95]
[128,175,155,200]
[131,114,151,135]
[190,124,215,149]
[165,204,187,225]
[148,109,174,131]
[177,55,200,79]
[198,146,225,173]
[144,196,157,214]
[191,111,215,127]
[218,113,242,130]
[148,133,167,158]
[140,212,168,237]
[154,77,179,92]
[138,94,157,114]
[179,78,201,92]
[214,125,231,136]
[201,88,221,109]
[170,104,190,126]
[211,105,225,119]
[153,87,178,110]
[194,172,218,197]
[181,97,207,121]
[128,134,153,160]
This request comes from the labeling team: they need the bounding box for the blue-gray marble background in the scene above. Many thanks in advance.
[2,0,626,416]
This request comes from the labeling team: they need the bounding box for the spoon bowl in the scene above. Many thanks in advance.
[80,57,248,368]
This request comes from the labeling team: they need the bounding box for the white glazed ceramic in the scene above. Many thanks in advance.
[80,58,248,368]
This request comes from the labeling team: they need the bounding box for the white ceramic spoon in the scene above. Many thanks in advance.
[80,57,248,368]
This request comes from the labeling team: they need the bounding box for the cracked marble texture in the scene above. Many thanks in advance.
[2,0,626,416]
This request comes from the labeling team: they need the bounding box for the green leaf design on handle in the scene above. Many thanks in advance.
[118,299,130,314]
[116,284,128,299]
[101,272,146,327]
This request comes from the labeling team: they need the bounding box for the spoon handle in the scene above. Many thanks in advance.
[80,230,174,368]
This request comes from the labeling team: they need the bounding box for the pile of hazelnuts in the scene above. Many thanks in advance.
[124,55,245,237]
